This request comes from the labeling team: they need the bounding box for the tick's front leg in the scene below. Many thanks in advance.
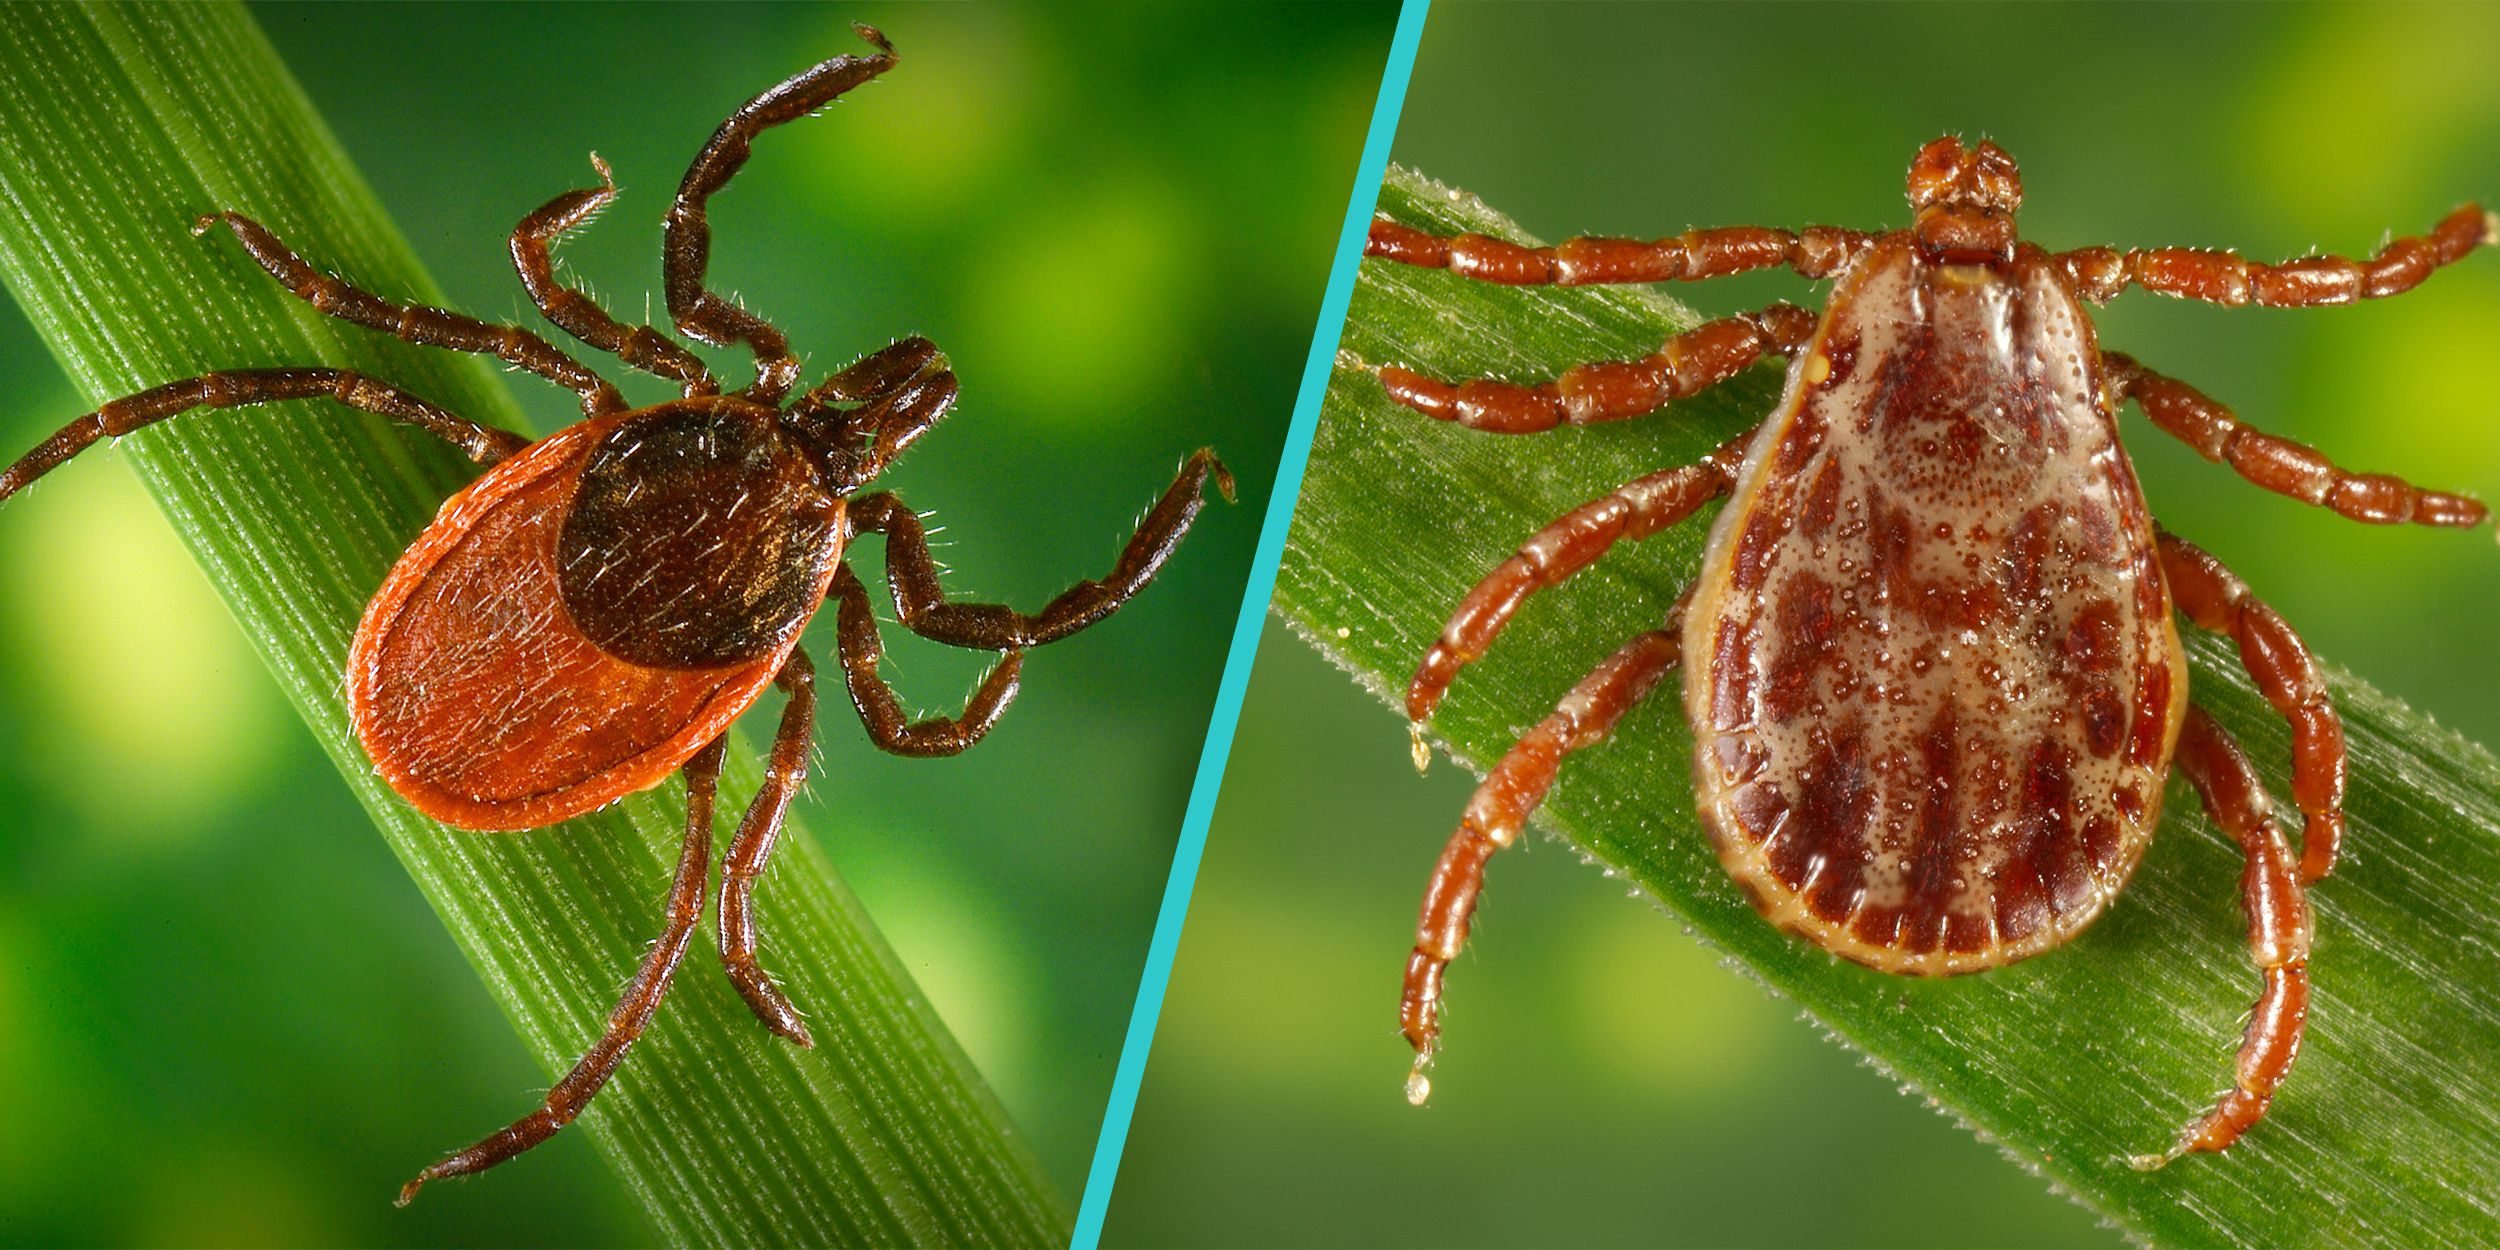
[1378,304,1813,433]
[2131,707,2312,1168]
[2056,204,2494,306]
[1403,610,1685,1104]
[1367,217,1869,285]
[664,23,897,406]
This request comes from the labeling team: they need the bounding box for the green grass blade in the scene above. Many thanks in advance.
[0,4,1063,1244]
[1280,164,2500,1248]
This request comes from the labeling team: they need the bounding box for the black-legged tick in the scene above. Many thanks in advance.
[0,25,1229,1201]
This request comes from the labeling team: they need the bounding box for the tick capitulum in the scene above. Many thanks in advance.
[1367,136,2494,1163]
[0,25,1230,1202]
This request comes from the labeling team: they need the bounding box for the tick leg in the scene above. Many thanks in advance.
[398,739,725,1206]
[1,367,527,505]
[2130,706,2313,1169]
[788,338,960,489]
[1367,217,1871,285]
[2055,204,2495,306]
[848,448,1234,651]
[717,652,818,1045]
[832,562,1024,755]
[195,213,624,417]
[1379,304,1815,433]
[511,155,716,395]
[1409,434,1746,737]
[2158,533,2345,882]
[1402,612,1685,1104]
[2109,353,2486,529]
[665,25,897,407]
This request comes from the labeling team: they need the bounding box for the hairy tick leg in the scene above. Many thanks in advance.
[1377,304,1814,432]
[2110,353,2486,529]
[718,653,819,1046]
[851,448,1233,651]
[830,562,1023,756]
[1403,613,1685,1097]
[195,212,624,416]
[2130,708,2312,1169]
[2055,203,2495,306]
[1366,216,1871,285]
[665,24,897,406]
[2159,534,2346,881]
[1409,438,1747,730]
[510,155,715,394]
[399,739,726,1205]
[1,367,525,504]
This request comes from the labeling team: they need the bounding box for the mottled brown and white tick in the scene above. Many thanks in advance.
[1366,137,2495,1163]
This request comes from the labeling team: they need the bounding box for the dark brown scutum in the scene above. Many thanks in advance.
[557,399,845,670]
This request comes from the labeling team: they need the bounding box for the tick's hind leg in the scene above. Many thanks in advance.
[665,24,897,406]
[2110,354,2486,529]
[2,367,526,505]
[1402,607,1686,1103]
[2159,534,2347,880]
[511,156,715,395]
[2130,707,2313,1169]
[1366,217,1870,286]
[831,563,1023,756]
[1408,435,1747,744]
[717,652,821,1046]
[2056,204,2493,306]
[195,213,624,416]
[398,739,725,1205]
[1379,304,1813,433]
[848,449,1233,652]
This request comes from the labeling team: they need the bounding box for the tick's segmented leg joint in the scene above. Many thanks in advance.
[1364,216,1872,285]
[1406,445,1736,728]
[1401,622,1684,1101]
[2110,353,2487,530]
[1378,305,1812,433]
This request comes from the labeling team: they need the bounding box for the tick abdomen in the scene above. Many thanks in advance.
[1685,238,2188,974]
[349,413,810,831]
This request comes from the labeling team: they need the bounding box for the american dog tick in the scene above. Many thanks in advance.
[0,26,1228,1202]
[1367,138,2493,1163]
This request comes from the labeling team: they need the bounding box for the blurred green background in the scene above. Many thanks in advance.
[0,2,1392,1245]
[1106,3,2500,1248]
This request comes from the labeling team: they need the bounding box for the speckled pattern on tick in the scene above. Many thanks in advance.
[1365,137,2496,1164]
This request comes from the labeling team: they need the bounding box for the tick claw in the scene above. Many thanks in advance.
[1408,722,1430,774]
[1404,1066,1432,1106]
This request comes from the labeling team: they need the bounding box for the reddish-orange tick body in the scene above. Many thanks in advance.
[0,26,1227,1202]
[1365,138,2496,1162]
